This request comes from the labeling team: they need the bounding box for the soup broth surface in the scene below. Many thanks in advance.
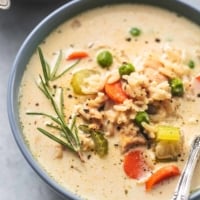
[19,4,200,200]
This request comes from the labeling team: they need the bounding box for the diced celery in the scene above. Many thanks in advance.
[156,125,181,142]
[155,125,182,162]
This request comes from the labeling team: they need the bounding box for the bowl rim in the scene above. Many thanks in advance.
[7,0,200,199]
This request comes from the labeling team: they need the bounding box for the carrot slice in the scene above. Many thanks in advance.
[104,81,128,104]
[67,51,88,60]
[123,150,150,180]
[195,74,200,82]
[145,165,180,191]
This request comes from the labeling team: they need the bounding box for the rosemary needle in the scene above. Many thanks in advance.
[38,47,50,86]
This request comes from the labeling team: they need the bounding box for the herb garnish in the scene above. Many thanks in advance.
[37,47,80,84]
[27,47,83,161]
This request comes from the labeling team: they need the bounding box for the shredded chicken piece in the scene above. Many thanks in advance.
[119,125,146,153]
[120,134,147,154]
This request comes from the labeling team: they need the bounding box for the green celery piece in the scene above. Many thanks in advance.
[156,125,180,141]
[91,130,108,157]
[79,125,108,157]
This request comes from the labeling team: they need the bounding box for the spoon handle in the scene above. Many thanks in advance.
[171,136,200,200]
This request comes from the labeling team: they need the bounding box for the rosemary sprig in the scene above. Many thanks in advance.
[27,87,83,160]
[46,123,62,131]
[37,127,76,153]
[27,112,62,126]
[37,75,51,98]
[27,47,83,161]
[37,47,80,82]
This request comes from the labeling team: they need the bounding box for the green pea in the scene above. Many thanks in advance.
[169,78,184,97]
[97,50,113,68]
[119,63,135,76]
[129,27,141,37]
[188,60,195,69]
[135,111,149,127]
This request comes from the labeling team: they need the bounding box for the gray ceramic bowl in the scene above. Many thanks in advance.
[7,0,200,199]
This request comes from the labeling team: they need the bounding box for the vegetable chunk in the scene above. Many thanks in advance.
[71,69,97,95]
[145,165,180,191]
[123,150,150,180]
[119,63,135,76]
[97,50,113,68]
[155,125,182,161]
[67,51,88,60]
[104,81,128,104]
[156,125,180,142]
[169,78,184,97]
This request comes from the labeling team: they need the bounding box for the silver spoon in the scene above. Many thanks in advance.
[171,135,200,200]
[0,0,10,9]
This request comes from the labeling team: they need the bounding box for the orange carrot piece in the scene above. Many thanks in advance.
[145,165,180,191]
[104,81,128,104]
[67,51,88,60]
[195,74,200,82]
[123,150,150,180]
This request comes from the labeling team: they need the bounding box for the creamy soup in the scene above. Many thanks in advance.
[19,4,200,200]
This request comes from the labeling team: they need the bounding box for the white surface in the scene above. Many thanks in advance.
[0,1,200,200]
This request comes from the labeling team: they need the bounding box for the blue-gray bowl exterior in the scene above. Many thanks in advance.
[7,0,200,199]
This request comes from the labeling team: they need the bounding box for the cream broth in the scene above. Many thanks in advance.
[19,4,200,200]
